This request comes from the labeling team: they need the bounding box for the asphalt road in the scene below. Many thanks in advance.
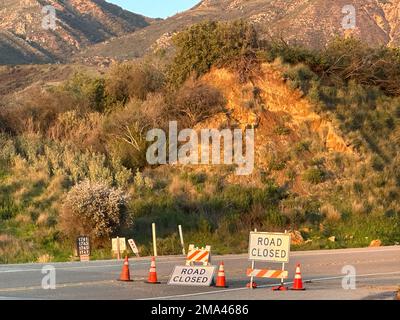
[0,246,399,300]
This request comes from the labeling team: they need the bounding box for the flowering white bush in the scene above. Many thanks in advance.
[60,180,129,242]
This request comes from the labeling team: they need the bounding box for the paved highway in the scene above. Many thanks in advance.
[0,246,399,300]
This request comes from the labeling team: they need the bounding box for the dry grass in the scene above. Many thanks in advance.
[168,176,198,200]
[203,180,217,196]
[351,201,366,215]
[321,204,341,221]
[36,213,49,226]
[37,254,53,263]
[14,214,31,224]
[0,234,36,263]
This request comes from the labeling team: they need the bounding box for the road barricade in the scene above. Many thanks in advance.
[247,230,291,290]
[185,244,211,266]
[169,244,216,287]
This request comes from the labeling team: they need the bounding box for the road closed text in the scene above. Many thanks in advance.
[251,247,287,260]
[168,266,215,286]
[248,232,290,263]
[173,268,208,284]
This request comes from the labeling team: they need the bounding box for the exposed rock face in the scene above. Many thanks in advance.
[189,63,355,191]
[201,63,352,155]
[0,0,153,64]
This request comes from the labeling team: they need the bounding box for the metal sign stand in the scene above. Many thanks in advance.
[178,225,186,256]
[249,228,257,289]
[116,236,121,260]
[272,230,289,291]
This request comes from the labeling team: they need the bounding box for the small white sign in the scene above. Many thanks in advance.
[248,232,291,263]
[112,237,126,252]
[168,266,216,286]
[128,239,139,257]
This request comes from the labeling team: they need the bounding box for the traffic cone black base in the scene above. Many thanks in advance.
[118,279,133,282]
[215,282,229,288]
[272,285,289,291]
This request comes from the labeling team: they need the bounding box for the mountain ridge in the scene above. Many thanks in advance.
[78,0,400,62]
[0,0,154,64]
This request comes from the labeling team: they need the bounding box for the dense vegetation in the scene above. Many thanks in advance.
[0,21,399,263]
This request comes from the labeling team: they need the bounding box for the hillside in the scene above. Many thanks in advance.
[78,0,400,61]
[1,13,400,263]
[0,0,154,64]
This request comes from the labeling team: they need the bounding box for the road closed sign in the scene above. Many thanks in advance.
[168,266,216,287]
[248,232,291,263]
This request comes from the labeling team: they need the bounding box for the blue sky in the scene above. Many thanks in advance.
[108,1,201,19]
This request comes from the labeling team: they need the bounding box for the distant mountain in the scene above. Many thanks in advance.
[0,0,154,64]
[77,0,400,62]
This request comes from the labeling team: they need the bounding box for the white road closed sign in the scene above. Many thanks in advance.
[248,232,291,263]
[168,266,216,286]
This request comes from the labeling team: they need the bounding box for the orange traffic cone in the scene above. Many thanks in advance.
[291,264,305,290]
[118,256,133,282]
[215,262,227,288]
[146,257,160,284]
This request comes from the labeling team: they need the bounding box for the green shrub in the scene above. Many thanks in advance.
[103,100,154,169]
[0,87,72,134]
[261,40,323,69]
[274,125,291,135]
[295,141,311,154]
[0,196,19,220]
[169,80,226,127]
[61,73,106,112]
[187,173,207,185]
[284,64,318,95]
[168,20,259,87]
[268,159,286,171]
[303,167,326,184]
[371,156,385,171]
[106,62,165,104]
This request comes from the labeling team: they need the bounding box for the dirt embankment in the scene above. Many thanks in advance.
[190,62,354,191]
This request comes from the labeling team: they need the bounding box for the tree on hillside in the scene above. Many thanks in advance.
[168,20,260,87]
